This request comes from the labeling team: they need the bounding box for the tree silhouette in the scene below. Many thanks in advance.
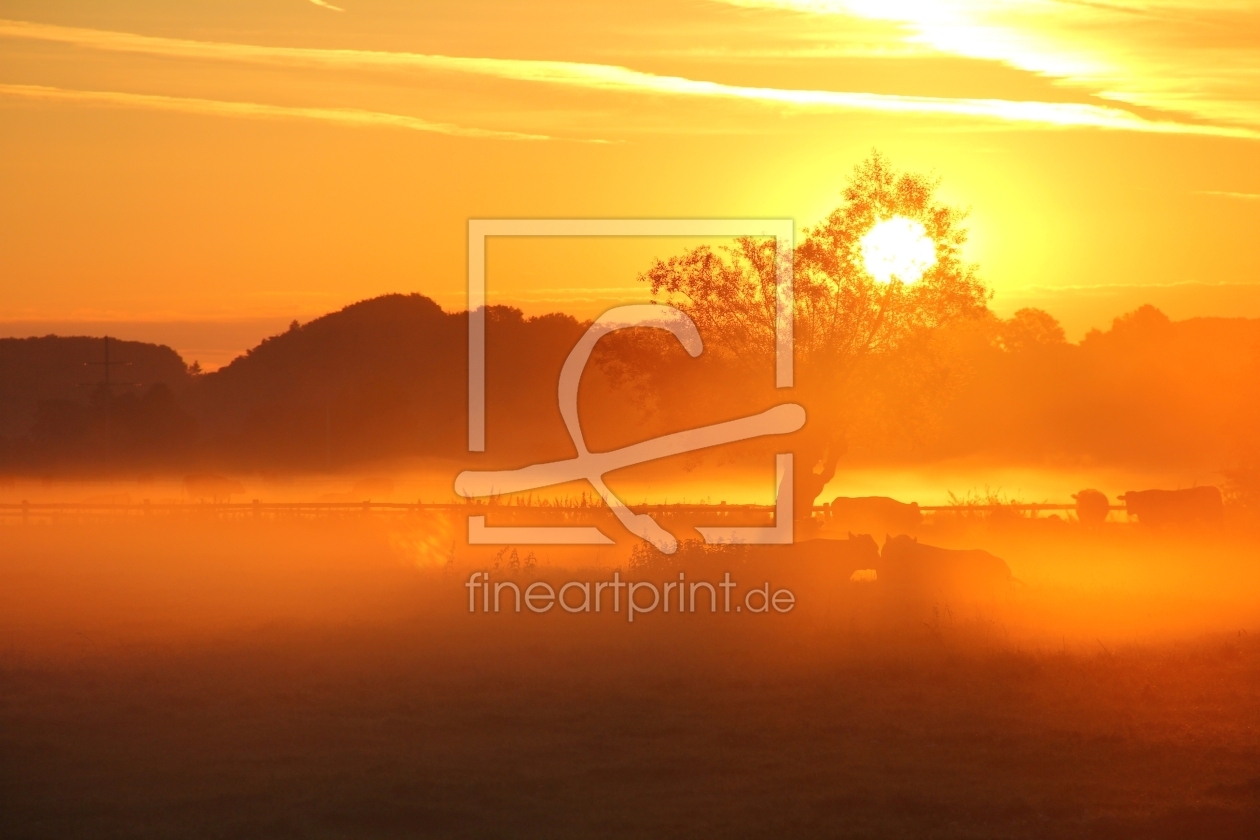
[999,308,1067,352]
[640,151,991,520]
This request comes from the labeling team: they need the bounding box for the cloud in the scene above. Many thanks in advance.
[713,1,1260,130]
[0,83,552,140]
[1196,190,1260,201]
[0,18,1255,139]
[308,0,345,9]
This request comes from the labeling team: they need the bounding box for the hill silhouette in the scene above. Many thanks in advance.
[190,294,586,469]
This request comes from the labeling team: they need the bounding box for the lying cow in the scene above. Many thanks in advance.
[184,473,245,503]
[829,496,921,535]
[879,534,1012,599]
[759,533,883,620]
[1120,486,1223,526]
[773,532,881,571]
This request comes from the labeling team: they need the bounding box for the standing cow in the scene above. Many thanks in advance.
[1072,489,1110,526]
[1120,486,1223,526]
[829,496,921,536]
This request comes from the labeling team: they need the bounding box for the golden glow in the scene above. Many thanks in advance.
[720,1,1260,129]
[860,217,936,284]
[0,3,1258,329]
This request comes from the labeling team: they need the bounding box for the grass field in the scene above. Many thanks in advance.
[2,513,1258,838]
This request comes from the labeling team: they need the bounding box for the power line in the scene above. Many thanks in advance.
[80,335,139,392]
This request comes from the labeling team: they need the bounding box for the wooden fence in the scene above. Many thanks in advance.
[0,500,1120,524]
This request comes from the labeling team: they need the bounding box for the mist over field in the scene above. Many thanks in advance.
[3,1,1260,831]
[3,496,1260,839]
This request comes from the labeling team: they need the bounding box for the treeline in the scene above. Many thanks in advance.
[0,294,1256,474]
[0,336,196,470]
[934,305,1260,467]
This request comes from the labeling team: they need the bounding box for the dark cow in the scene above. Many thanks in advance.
[1072,488,1110,526]
[829,496,921,535]
[777,533,881,572]
[879,534,1012,598]
[753,534,882,621]
[1120,486,1223,526]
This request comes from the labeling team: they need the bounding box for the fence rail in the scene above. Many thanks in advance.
[916,503,1126,512]
[0,500,1119,519]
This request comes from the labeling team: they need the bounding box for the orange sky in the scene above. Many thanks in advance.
[1,0,1258,367]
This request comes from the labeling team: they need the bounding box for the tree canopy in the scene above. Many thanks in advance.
[640,151,990,378]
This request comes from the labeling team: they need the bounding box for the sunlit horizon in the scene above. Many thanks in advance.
[0,1,1257,346]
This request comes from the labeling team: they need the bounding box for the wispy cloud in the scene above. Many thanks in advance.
[308,0,345,10]
[1196,190,1260,201]
[0,18,1255,139]
[1007,279,1260,292]
[715,1,1260,129]
[0,83,551,140]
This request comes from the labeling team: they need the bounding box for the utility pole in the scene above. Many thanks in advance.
[84,335,138,390]
[81,336,139,464]
[0,356,15,427]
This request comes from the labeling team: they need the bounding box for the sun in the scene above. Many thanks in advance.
[860,216,936,284]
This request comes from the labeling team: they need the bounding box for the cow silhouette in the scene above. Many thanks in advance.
[829,496,921,535]
[757,533,882,621]
[772,532,880,571]
[879,534,1011,599]
[1072,488,1110,526]
[1120,486,1223,526]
